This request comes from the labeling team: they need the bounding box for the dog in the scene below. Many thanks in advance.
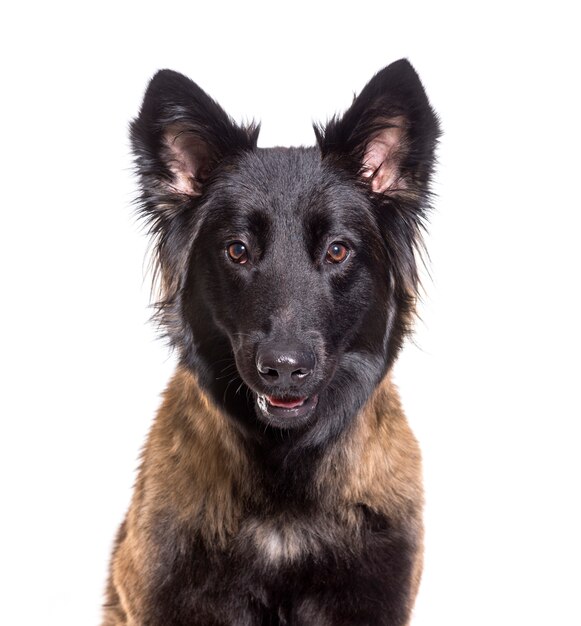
[102,59,440,625]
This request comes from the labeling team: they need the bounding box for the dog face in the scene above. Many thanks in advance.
[184,148,387,431]
[131,61,439,443]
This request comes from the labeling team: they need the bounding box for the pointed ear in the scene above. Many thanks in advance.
[131,69,259,203]
[130,71,259,325]
[315,59,440,197]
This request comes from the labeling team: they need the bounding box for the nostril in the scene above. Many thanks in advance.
[257,356,279,380]
[291,367,311,380]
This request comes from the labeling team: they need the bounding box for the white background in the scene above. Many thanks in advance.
[1,2,580,625]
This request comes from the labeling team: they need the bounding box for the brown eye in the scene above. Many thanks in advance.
[326,242,349,264]
[227,242,248,264]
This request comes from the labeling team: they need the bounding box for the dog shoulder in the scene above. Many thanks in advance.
[136,367,255,544]
[318,375,423,525]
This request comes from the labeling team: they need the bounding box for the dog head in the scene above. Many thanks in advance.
[131,60,439,444]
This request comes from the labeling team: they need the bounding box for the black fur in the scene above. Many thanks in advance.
[146,506,415,625]
[126,59,439,625]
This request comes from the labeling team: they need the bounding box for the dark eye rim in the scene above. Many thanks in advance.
[226,241,249,264]
[325,241,350,264]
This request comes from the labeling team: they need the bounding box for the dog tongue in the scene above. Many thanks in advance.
[267,396,306,409]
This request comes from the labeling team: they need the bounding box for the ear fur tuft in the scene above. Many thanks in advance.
[314,59,440,198]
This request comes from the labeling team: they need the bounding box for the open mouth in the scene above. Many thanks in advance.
[256,393,319,424]
[266,395,307,409]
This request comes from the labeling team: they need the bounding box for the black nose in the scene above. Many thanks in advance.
[256,344,316,386]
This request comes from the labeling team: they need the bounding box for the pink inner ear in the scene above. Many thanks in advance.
[362,117,407,194]
[162,125,210,196]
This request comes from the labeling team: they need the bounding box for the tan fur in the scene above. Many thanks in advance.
[320,375,423,521]
[103,368,423,623]
[316,374,424,617]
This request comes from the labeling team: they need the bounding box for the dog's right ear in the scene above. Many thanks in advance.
[131,70,259,211]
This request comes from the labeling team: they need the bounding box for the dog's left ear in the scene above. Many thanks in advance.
[315,59,440,197]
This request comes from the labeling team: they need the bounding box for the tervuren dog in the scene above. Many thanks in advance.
[103,59,440,625]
